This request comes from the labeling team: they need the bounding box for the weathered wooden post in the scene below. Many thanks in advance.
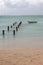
[18,21,22,28]
[11,25,12,28]
[7,26,9,31]
[19,21,22,26]
[13,23,15,26]
[16,27,18,31]
[2,30,5,36]
[13,30,15,36]
[18,24,19,28]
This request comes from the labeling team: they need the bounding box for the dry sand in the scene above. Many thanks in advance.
[0,49,43,65]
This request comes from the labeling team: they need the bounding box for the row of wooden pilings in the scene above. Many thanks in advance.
[2,21,22,36]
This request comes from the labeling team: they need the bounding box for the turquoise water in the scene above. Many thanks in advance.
[0,15,43,39]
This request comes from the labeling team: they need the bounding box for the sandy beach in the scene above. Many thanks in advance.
[0,49,43,65]
[0,37,43,65]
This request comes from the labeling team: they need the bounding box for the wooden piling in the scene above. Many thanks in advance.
[11,26,12,28]
[13,30,15,35]
[19,21,22,26]
[7,26,9,31]
[13,23,14,26]
[16,27,18,31]
[18,25,19,28]
[18,21,22,28]
[2,30,5,36]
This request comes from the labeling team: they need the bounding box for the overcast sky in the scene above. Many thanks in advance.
[0,0,43,15]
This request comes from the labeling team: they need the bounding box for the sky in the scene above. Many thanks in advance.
[0,0,43,15]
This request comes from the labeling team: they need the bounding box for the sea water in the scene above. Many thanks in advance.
[0,15,43,49]
[0,15,43,39]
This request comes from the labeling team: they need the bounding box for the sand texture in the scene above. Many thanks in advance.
[0,49,43,65]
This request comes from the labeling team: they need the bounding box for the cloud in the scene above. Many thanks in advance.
[0,0,43,15]
[26,0,43,5]
[0,0,5,9]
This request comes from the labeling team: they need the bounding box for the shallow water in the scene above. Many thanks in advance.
[0,37,43,50]
[0,15,43,38]
[0,15,43,49]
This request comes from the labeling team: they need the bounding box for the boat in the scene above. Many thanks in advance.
[28,21,37,24]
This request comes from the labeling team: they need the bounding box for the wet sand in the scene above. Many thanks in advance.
[0,37,43,49]
[0,49,43,65]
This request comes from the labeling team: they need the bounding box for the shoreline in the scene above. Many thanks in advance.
[0,37,43,50]
[0,37,43,65]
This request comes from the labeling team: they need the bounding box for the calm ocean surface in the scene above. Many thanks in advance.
[0,15,43,49]
[0,15,43,39]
